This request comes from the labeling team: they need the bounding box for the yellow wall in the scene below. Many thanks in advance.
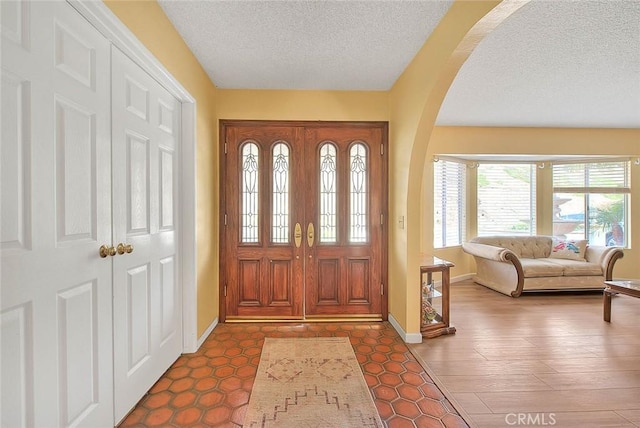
[216,89,388,121]
[105,1,219,337]
[388,0,527,334]
[427,126,640,279]
[107,0,639,341]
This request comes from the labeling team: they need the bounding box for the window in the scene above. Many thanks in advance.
[553,161,630,246]
[349,143,368,243]
[434,160,466,248]
[241,142,259,243]
[319,143,337,243]
[477,163,536,236]
[272,142,290,243]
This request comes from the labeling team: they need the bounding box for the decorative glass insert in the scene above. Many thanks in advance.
[319,143,337,243]
[272,142,290,243]
[350,143,368,243]
[241,142,259,243]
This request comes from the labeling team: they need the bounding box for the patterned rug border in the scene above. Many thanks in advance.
[243,337,383,428]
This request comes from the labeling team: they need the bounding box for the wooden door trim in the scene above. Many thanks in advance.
[219,120,389,322]
[219,122,228,322]
[220,120,388,129]
[380,122,389,319]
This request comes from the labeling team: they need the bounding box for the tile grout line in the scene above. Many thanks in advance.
[408,344,479,428]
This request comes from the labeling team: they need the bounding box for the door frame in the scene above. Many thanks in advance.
[219,120,388,322]
[69,1,199,352]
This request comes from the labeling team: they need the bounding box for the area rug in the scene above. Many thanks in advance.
[243,337,383,428]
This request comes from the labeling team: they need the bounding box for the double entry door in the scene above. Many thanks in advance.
[222,121,387,320]
[1,2,182,425]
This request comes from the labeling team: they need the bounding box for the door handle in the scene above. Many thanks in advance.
[116,243,134,255]
[307,223,315,247]
[294,223,302,248]
[99,245,116,258]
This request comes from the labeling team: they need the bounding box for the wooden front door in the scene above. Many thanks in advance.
[221,121,387,321]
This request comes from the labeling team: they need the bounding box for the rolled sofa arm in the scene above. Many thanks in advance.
[585,246,624,280]
[462,242,517,262]
[462,242,526,297]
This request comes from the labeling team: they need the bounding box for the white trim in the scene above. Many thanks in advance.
[196,317,219,351]
[427,273,473,288]
[67,1,195,103]
[388,313,422,344]
[67,1,199,353]
[180,103,198,353]
[452,273,474,283]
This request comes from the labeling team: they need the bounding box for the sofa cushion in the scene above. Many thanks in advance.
[549,238,587,261]
[470,236,552,258]
[544,258,603,276]
[520,259,565,278]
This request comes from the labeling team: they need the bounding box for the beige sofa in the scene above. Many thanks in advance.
[462,236,624,297]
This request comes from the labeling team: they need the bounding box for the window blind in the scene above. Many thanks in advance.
[477,164,536,236]
[553,161,630,192]
[552,161,629,246]
[434,160,466,248]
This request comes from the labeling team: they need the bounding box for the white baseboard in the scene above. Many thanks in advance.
[388,313,422,344]
[388,274,471,345]
[427,273,472,288]
[195,317,219,351]
[452,273,474,283]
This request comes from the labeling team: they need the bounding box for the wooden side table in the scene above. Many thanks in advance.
[420,256,456,338]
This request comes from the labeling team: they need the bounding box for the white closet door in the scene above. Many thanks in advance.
[111,46,183,423]
[1,1,113,426]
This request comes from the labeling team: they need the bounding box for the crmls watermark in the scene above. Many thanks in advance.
[505,413,557,426]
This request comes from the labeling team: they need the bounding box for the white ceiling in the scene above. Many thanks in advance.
[158,0,452,91]
[159,0,640,128]
[437,0,640,128]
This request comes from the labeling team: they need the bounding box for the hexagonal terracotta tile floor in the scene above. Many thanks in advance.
[118,322,468,427]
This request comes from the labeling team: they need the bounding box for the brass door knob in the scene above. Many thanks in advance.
[99,245,116,258]
[307,223,315,247]
[116,243,134,255]
[294,223,302,248]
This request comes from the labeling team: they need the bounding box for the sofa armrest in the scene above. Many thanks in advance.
[463,242,525,297]
[462,242,517,262]
[585,246,624,280]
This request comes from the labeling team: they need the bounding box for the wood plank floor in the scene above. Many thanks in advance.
[409,280,640,428]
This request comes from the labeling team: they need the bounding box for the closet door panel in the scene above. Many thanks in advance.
[111,46,182,424]
[1,1,113,426]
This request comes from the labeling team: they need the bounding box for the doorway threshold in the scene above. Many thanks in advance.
[225,315,383,323]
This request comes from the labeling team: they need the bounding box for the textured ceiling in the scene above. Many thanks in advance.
[158,0,452,91]
[159,0,640,128]
[437,0,640,128]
